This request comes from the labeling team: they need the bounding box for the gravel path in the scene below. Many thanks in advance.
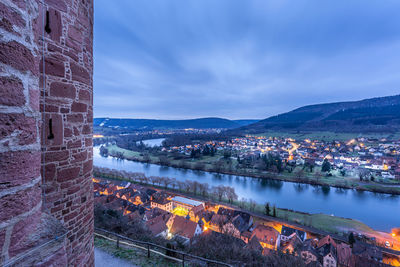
[95,247,138,267]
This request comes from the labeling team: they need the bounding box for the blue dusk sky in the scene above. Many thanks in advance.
[94,0,400,120]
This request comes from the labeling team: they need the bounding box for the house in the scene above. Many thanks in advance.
[217,207,253,228]
[336,243,353,267]
[143,207,170,221]
[151,197,173,212]
[222,214,249,238]
[318,243,337,267]
[298,240,320,266]
[352,243,383,263]
[280,234,303,254]
[280,225,307,242]
[171,196,205,213]
[169,216,202,244]
[146,215,168,238]
[246,236,263,252]
[318,235,337,249]
[251,224,280,250]
[209,214,228,232]
[241,230,252,243]
[188,204,205,221]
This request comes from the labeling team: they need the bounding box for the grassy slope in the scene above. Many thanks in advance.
[95,237,179,267]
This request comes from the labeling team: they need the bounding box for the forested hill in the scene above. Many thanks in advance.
[238,95,400,133]
[94,117,258,130]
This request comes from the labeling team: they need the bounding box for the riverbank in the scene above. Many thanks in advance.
[104,144,400,195]
[93,167,378,238]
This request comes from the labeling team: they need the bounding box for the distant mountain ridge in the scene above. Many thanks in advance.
[239,95,400,133]
[94,117,259,130]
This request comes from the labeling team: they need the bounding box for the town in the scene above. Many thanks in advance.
[164,135,400,182]
[93,177,400,266]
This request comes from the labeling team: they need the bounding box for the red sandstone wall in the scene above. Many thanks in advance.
[0,0,42,263]
[39,0,94,266]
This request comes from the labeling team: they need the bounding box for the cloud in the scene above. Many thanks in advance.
[94,0,400,119]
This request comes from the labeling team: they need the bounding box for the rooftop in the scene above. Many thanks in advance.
[171,196,204,207]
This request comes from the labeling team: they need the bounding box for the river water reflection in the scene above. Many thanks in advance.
[94,146,399,231]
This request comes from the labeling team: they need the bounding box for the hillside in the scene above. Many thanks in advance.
[239,95,400,133]
[94,117,258,130]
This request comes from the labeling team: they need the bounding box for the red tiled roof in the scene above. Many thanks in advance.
[251,224,279,245]
[318,235,337,249]
[146,215,167,236]
[170,216,198,239]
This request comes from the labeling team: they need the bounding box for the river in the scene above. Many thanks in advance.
[94,145,400,232]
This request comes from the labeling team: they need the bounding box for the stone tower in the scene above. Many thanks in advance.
[0,0,94,266]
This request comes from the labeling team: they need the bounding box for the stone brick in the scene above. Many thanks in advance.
[60,107,70,113]
[57,167,80,182]
[85,138,93,147]
[68,25,82,43]
[0,113,37,145]
[35,244,68,267]
[67,114,83,123]
[0,150,40,187]
[82,159,92,174]
[0,41,37,75]
[45,0,67,13]
[8,210,41,258]
[0,2,25,29]
[29,88,40,111]
[70,62,90,85]
[44,150,69,162]
[67,185,80,195]
[71,101,87,112]
[67,139,82,149]
[0,76,25,106]
[39,54,65,77]
[50,82,76,99]
[0,184,41,223]
[47,43,62,53]
[64,127,73,137]
[0,16,17,33]
[78,89,90,101]
[71,150,87,163]
[82,124,91,134]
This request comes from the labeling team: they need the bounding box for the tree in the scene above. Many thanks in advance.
[265,202,270,216]
[249,199,257,212]
[295,169,304,179]
[321,159,331,173]
[213,185,226,201]
[273,205,277,217]
[223,149,232,159]
[348,232,355,247]
[226,187,238,203]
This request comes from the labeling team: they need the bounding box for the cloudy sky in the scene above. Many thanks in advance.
[94,0,400,120]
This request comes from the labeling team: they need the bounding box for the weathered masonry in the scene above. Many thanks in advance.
[0,0,94,266]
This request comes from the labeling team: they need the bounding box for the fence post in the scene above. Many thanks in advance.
[147,244,150,258]
[182,254,185,267]
[116,237,119,249]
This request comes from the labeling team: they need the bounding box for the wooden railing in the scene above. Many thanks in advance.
[95,228,233,267]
